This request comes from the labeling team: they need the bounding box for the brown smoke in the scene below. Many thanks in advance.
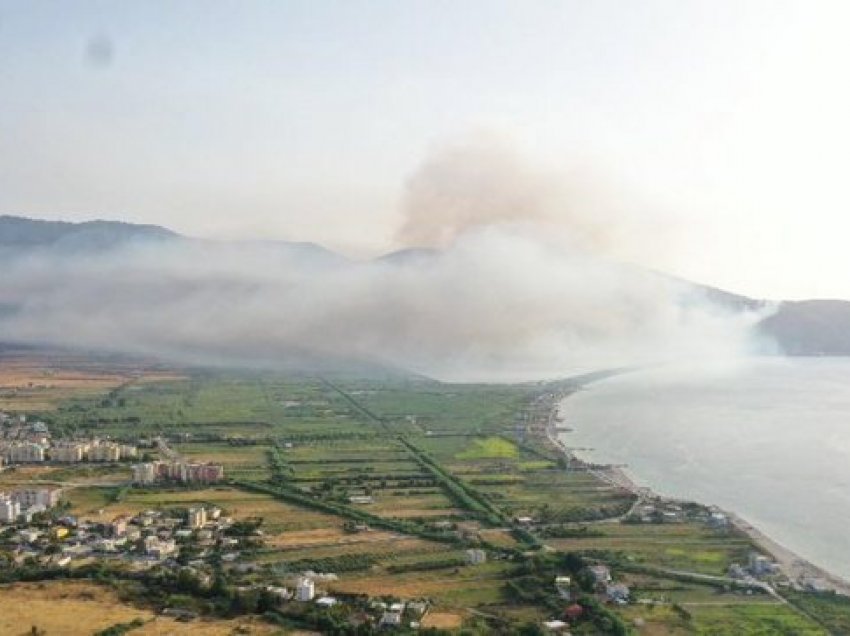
[395,133,647,257]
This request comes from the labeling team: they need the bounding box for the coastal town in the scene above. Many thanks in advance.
[0,354,848,635]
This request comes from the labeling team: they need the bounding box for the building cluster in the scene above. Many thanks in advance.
[230,578,430,630]
[0,413,137,465]
[131,460,225,485]
[627,499,730,527]
[50,440,138,463]
[541,563,632,633]
[0,487,62,523]
[728,552,781,581]
[2,504,239,570]
[0,414,49,466]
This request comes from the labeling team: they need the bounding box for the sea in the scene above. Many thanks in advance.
[559,357,850,581]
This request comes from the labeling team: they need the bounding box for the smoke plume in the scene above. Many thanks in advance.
[0,140,769,381]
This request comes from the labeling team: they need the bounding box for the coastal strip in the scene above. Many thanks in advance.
[537,382,850,597]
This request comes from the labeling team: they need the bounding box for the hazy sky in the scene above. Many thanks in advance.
[2,1,849,300]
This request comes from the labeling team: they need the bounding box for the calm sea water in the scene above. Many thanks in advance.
[560,357,850,580]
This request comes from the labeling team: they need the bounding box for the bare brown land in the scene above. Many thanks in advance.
[0,581,278,636]
[421,612,464,629]
[0,352,185,410]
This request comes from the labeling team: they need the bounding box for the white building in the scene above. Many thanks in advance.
[8,443,45,463]
[88,443,122,462]
[316,596,337,607]
[265,586,291,603]
[465,549,487,565]
[0,497,21,523]
[187,506,207,529]
[380,611,402,627]
[132,462,157,485]
[13,488,62,510]
[119,445,138,459]
[51,444,87,463]
[296,578,315,602]
[555,575,571,600]
[144,536,177,559]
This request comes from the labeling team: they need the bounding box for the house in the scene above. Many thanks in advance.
[587,565,611,586]
[662,510,683,523]
[380,611,402,627]
[564,604,583,622]
[0,497,21,523]
[465,548,487,565]
[407,601,428,615]
[50,527,69,540]
[728,563,746,579]
[555,575,571,600]
[125,526,142,541]
[605,583,630,604]
[18,529,41,543]
[144,536,177,559]
[187,506,206,529]
[265,586,291,603]
[349,495,374,505]
[542,619,570,632]
[316,596,338,607]
[748,553,778,577]
[296,578,315,602]
[707,511,729,529]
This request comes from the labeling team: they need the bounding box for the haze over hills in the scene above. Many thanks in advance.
[0,215,845,375]
[0,215,176,252]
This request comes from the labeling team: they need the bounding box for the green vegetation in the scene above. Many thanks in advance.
[2,355,844,634]
[783,590,850,634]
[456,436,519,460]
[689,604,826,635]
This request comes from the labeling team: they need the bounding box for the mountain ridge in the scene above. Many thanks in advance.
[1,214,846,359]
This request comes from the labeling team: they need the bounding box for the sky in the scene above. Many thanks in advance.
[1,1,850,300]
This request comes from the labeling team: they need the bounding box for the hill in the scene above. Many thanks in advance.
[3,215,850,360]
[759,299,850,356]
[0,215,177,251]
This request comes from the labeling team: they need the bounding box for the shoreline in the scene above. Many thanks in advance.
[543,386,850,597]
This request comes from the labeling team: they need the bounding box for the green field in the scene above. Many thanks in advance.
[2,352,845,635]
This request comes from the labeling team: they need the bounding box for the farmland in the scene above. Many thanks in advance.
[0,348,845,634]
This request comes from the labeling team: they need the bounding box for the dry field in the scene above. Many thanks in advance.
[0,354,185,410]
[421,612,464,629]
[0,581,281,636]
[0,465,61,487]
[67,486,344,536]
[330,568,505,601]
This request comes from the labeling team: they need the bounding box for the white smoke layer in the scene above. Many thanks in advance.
[0,138,772,381]
[0,228,768,382]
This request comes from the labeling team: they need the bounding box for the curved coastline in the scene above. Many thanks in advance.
[549,386,850,597]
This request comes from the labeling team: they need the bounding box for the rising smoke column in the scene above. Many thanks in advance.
[0,137,769,381]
